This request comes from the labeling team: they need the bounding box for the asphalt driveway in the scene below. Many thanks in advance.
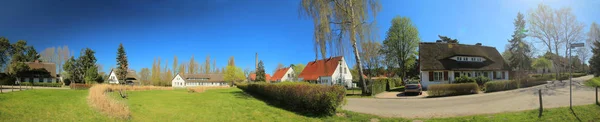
[343,75,598,118]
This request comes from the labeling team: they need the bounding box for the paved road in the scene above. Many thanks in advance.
[343,75,598,118]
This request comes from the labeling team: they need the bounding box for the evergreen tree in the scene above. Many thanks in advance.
[508,12,532,70]
[255,60,266,82]
[590,40,600,76]
[116,43,128,84]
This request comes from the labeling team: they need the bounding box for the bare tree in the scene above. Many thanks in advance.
[360,40,382,77]
[300,0,380,95]
[528,4,584,79]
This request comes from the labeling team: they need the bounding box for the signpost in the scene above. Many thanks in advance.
[569,43,584,109]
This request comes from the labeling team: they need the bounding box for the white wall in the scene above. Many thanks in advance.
[331,57,353,88]
[420,71,451,89]
[107,71,119,84]
[171,74,186,87]
[280,68,295,81]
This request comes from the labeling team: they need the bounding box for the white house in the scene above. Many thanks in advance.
[107,69,138,85]
[171,73,228,87]
[270,67,295,82]
[298,56,353,88]
[419,42,511,89]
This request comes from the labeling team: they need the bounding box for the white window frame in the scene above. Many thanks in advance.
[433,71,443,81]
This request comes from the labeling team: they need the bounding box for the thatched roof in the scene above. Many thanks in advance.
[24,61,56,77]
[419,42,510,71]
[179,74,225,83]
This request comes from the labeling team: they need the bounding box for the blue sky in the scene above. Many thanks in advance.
[1,0,599,74]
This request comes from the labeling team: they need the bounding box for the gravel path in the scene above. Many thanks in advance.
[343,75,598,118]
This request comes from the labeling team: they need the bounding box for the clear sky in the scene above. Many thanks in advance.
[1,0,599,74]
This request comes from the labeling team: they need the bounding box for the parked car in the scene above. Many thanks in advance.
[404,80,422,95]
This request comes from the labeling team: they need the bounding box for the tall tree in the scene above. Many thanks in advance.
[528,4,585,78]
[227,56,235,66]
[205,55,211,74]
[40,47,55,63]
[508,12,532,70]
[255,60,266,82]
[300,0,380,95]
[116,43,128,84]
[381,16,420,79]
[360,40,382,77]
[178,63,186,75]
[139,68,151,85]
[80,48,98,84]
[188,55,197,74]
[590,35,600,76]
[224,66,245,86]
[151,57,162,85]
[0,37,11,71]
[588,22,600,49]
[212,59,217,73]
[173,55,178,76]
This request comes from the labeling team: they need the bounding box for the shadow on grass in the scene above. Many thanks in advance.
[232,90,334,118]
[570,109,582,122]
[388,87,405,92]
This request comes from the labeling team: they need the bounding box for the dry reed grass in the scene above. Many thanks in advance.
[87,84,173,119]
[187,86,230,93]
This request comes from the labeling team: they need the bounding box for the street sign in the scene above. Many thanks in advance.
[570,43,584,47]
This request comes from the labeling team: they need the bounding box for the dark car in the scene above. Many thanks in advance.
[404,80,422,95]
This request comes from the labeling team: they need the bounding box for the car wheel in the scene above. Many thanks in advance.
[419,92,422,95]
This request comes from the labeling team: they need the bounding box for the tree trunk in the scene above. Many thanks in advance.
[351,30,367,95]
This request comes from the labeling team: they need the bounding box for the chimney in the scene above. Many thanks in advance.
[476,43,482,46]
[255,52,258,70]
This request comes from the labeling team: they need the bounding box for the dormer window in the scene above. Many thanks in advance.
[453,56,485,62]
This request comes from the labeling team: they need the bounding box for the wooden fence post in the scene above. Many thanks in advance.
[11,85,14,92]
[596,87,598,105]
[539,89,543,118]
[1,85,3,93]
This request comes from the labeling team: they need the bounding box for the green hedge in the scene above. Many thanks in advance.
[370,79,387,96]
[455,75,476,83]
[20,82,62,87]
[427,83,479,97]
[389,78,403,87]
[236,82,345,116]
[484,80,519,93]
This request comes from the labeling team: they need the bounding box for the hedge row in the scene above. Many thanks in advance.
[370,79,387,96]
[427,83,479,97]
[20,82,62,87]
[70,83,93,89]
[236,82,345,116]
[389,78,403,87]
[484,80,519,93]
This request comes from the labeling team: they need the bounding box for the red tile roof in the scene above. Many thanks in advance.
[298,56,343,81]
[270,67,291,81]
[249,73,271,81]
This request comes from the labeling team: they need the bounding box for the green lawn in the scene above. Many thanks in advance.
[0,89,119,121]
[1,88,600,121]
[585,77,600,87]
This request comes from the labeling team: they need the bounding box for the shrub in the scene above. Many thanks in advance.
[20,82,62,87]
[454,75,476,83]
[427,83,479,97]
[236,82,345,116]
[474,76,491,86]
[390,78,403,87]
[484,80,519,93]
[518,77,549,88]
[370,79,386,96]
[70,83,93,90]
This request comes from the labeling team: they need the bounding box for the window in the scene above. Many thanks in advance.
[495,71,502,79]
[433,72,443,81]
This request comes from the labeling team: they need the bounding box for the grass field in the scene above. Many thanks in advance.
[1,88,599,121]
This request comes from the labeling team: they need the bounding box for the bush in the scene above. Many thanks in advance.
[370,79,386,96]
[70,83,93,90]
[390,78,403,87]
[236,82,345,116]
[484,80,519,93]
[427,83,479,97]
[19,82,62,87]
[474,76,491,86]
[518,77,549,88]
[454,75,476,83]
